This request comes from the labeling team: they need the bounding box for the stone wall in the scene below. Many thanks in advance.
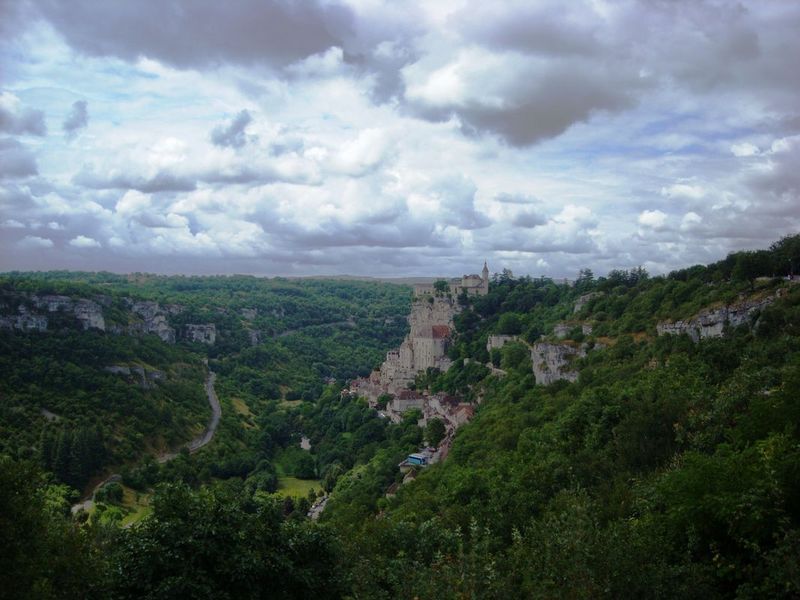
[486,334,517,351]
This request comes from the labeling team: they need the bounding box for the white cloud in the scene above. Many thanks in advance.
[69,235,101,248]
[18,235,54,248]
[731,142,759,157]
[660,184,706,200]
[638,209,668,230]
[680,211,702,232]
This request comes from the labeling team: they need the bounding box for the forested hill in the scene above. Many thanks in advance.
[0,274,411,494]
[325,233,800,598]
[2,235,800,599]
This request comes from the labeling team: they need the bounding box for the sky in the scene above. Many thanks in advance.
[1,0,798,278]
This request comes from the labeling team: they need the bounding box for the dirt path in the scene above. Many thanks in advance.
[72,371,220,512]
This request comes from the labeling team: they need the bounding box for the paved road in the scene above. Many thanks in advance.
[72,370,220,513]
[158,371,220,462]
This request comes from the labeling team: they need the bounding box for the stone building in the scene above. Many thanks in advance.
[414,262,490,297]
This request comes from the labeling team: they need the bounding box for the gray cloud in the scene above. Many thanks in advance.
[512,209,547,228]
[431,175,492,230]
[0,138,38,179]
[210,110,252,148]
[0,100,46,136]
[453,3,602,57]
[74,168,196,193]
[33,0,354,69]
[62,100,88,139]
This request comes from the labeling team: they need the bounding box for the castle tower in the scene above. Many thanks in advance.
[482,261,489,294]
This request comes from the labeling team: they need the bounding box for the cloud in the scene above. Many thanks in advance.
[661,183,706,199]
[74,168,197,193]
[210,110,253,149]
[512,209,547,228]
[403,46,637,146]
[18,235,53,249]
[731,142,759,157]
[0,92,46,136]
[0,138,38,179]
[62,100,88,139]
[68,234,101,248]
[32,0,355,69]
[638,209,668,230]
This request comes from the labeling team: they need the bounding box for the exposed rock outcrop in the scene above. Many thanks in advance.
[128,301,177,343]
[531,342,586,385]
[0,295,106,331]
[574,292,603,314]
[0,312,48,332]
[185,323,216,345]
[657,292,782,342]
[104,364,166,388]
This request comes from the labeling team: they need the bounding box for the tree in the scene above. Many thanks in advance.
[770,233,800,277]
[425,418,446,447]
[433,279,449,295]
[497,313,523,335]
[110,483,342,599]
[732,250,773,288]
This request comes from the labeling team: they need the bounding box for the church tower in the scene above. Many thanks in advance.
[482,261,489,295]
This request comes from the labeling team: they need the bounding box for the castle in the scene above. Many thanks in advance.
[413,262,490,297]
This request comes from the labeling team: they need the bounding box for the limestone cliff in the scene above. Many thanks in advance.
[0,294,106,332]
[184,323,217,345]
[531,342,586,385]
[127,301,177,343]
[656,291,783,341]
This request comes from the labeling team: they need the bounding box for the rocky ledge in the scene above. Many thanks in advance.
[656,290,784,342]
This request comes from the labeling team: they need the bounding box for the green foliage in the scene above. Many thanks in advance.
[425,417,446,447]
[109,482,343,599]
[0,457,105,600]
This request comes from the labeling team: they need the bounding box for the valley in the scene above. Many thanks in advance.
[2,234,800,598]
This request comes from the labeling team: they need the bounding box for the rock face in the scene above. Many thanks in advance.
[531,342,586,385]
[574,292,603,314]
[553,323,571,339]
[128,301,177,343]
[0,295,106,331]
[656,292,781,342]
[0,312,48,332]
[185,324,216,345]
[104,365,166,388]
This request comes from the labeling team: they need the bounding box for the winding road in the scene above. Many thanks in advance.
[157,372,221,463]
[72,370,221,513]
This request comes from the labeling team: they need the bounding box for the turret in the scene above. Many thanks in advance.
[482,261,489,294]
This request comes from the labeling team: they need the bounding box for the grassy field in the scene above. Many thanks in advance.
[120,486,152,527]
[276,476,321,499]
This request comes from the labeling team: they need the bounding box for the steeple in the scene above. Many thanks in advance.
[482,261,489,295]
[482,260,489,279]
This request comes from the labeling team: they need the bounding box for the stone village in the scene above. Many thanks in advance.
[343,263,790,494]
